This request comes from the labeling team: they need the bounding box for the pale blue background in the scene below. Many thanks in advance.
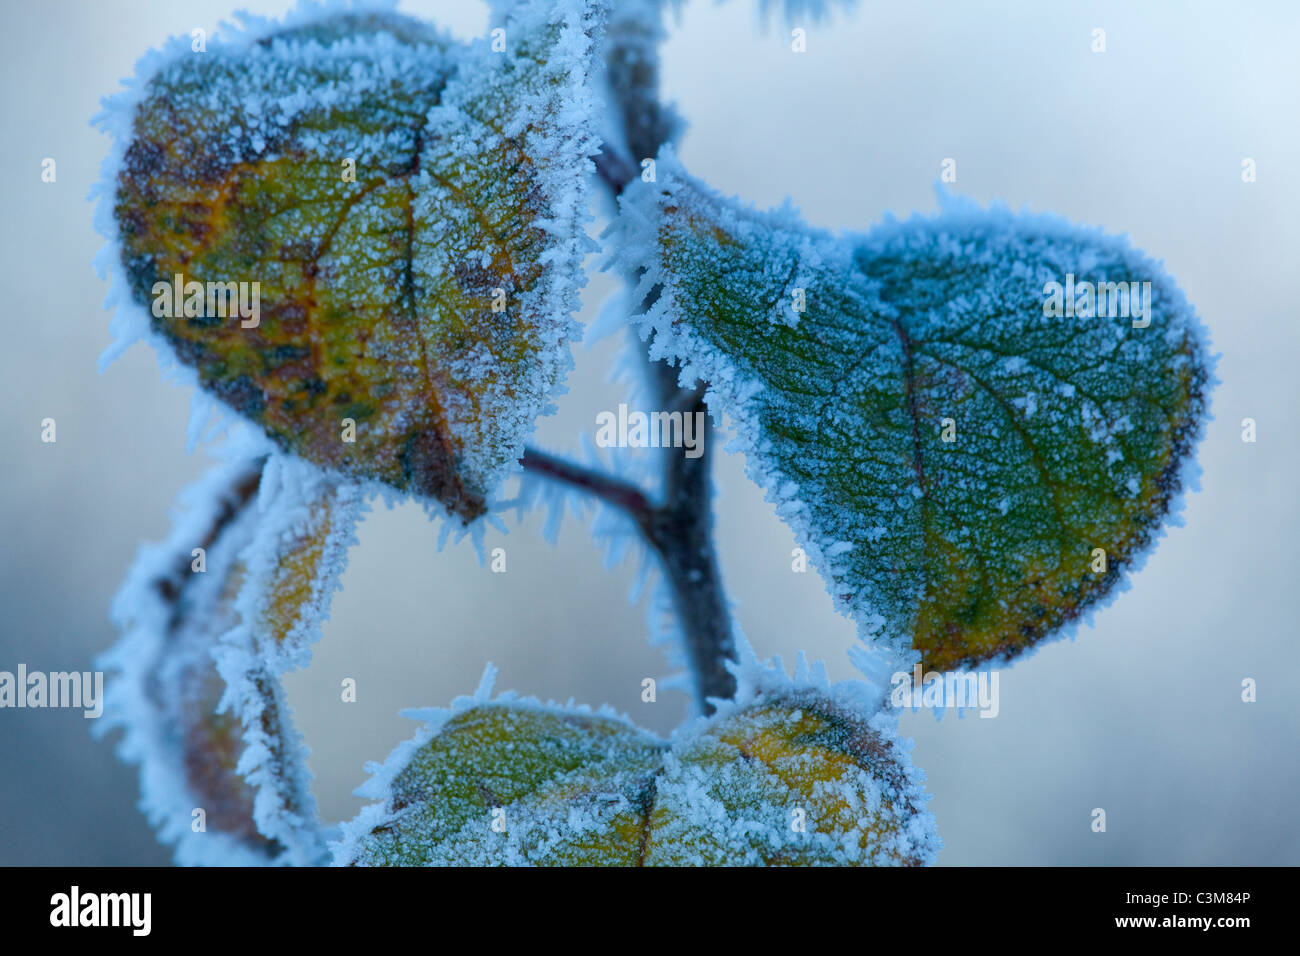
[1,0,1296,864]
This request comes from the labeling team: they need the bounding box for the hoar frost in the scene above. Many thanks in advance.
[334,640,939,866]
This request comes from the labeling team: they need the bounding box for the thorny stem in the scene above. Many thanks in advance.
[521,5,738,712]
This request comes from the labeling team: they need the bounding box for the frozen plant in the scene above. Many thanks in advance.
[92,0,1212,866]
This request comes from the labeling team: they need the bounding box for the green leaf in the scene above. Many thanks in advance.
[612,157,1212,670]
[347,702,664,867]
[104,2,604,521]
[337,662,938,866]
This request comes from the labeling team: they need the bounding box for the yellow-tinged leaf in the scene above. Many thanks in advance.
[644,691,932,866]
[98,459,280,864]
[105,2,603,520]
[338,665,938,866]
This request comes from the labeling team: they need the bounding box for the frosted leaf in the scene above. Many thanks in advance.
[611,154,1212,671]
[344,702,664,866]
[98,0,606,522]
[96,454,279,865]
[335,646,937,866]
[230,453,365,672]
[98,439,365,865]
[212,453,365,865]
[646,693,934,865]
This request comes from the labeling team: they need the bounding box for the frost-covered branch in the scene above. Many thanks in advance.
[526,1,741,710]
[638,369,737,709]
[523,424,736,711]
[516,0,744,710]
[520,446,655,521]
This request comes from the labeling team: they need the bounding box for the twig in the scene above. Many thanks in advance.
[522,432,737,710]
[637,368,737,708]
[520,447,655,524]
[520,5,739,711]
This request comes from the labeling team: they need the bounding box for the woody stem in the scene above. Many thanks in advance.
[519,4,738,712]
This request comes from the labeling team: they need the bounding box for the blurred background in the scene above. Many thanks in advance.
[1,0,1297,865]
